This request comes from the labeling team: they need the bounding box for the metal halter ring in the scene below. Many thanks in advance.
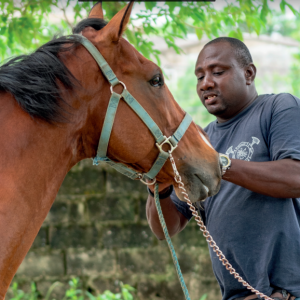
[156,136,178,154]
[110,81,126,94]
[137,174,156,186]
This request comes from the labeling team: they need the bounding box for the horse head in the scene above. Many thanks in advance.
[61,2,222,202]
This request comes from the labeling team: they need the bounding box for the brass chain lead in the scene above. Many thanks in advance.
[169,153,273,300]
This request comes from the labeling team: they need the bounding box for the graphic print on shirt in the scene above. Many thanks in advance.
[226,137,260,161]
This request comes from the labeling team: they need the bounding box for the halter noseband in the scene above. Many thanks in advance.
[73,35,192,184]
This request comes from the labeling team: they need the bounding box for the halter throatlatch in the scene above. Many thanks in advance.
[74,34,192,184]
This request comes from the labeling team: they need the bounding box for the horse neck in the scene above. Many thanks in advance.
[0,92,84,295]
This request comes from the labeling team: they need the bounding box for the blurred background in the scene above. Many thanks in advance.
[1,1,299,299]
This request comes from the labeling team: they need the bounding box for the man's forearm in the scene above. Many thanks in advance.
[146,193,188,240]
[223,158,300,198]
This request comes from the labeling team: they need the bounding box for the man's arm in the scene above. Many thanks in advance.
[146,185,189,240]
[223,95,300,199]
[223,158,300,198]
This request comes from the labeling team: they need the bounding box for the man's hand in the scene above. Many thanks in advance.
[146,182,188,240]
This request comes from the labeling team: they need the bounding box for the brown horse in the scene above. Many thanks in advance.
[0,2,221,298]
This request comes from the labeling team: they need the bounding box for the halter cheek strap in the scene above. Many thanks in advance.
[74,35,192,183]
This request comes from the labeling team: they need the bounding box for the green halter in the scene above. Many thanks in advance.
[74,34,192,183]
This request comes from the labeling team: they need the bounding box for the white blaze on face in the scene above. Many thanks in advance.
[197,127,214,149]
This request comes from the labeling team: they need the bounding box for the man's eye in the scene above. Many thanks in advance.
[150,75,164,87]
[214,71,224,76]
[197,76,204,81]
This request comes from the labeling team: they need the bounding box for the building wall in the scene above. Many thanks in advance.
[9,159,221,300]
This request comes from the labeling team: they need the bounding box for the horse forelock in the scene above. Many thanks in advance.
[72,18,107,34]
[0,18,107,124]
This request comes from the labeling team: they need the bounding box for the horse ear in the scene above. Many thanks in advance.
[97,1,134,42]
[88,2,104,19]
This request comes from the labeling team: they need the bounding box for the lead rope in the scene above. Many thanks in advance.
[154,153,273,300]
[154,182,191,300]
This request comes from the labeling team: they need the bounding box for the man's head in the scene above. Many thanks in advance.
[195,37,257,123]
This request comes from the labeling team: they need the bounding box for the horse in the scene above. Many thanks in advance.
[0,2,221,298]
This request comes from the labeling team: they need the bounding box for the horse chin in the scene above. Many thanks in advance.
[174,185,209,203]
[173,170,221,203]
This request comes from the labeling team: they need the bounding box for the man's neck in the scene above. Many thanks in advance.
[217,92,258,123]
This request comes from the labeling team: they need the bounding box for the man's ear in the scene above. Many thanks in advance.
[95,1,134,43]
[245,63,256,85]
[88,2,104,19]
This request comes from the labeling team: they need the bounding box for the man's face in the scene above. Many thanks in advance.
[195,42,251,121]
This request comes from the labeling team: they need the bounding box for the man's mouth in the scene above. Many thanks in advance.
[204,95,217,100]
[204,94,218,104]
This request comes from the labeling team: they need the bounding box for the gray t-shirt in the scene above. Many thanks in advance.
[171,93,300,300]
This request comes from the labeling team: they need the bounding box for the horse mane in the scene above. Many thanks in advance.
[0,18,107,123]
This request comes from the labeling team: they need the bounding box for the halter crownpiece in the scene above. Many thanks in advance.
[73,34,192,184]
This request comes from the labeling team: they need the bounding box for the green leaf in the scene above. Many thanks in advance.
[228,29,243,40]
[285,2,298,16]
[280,0,286,13]
[195,28,203,40]
[260,0,269,22]
[199,293,208,300]
[145,1,156,11]
[177,22,187,36]
[167,2,178,14]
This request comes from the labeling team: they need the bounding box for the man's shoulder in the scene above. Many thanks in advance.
[260,93,300,112]
[202,93,300,133]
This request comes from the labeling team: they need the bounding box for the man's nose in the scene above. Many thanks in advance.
[200,75,215,91]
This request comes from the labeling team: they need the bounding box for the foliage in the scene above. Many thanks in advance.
[290,53,300,97]
[1,0,299,124]
[9,278,136,300]
[0,0,298,62]
[9,282,39,300]
[8,278,208,300]
[199,294,207,300]
[254,8,300,98]
[167,60,215,127]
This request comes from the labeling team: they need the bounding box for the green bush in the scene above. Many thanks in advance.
[9,278,207,300]
[9,278,135,300]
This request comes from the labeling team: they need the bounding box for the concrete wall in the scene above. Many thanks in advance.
[9,160,221,300]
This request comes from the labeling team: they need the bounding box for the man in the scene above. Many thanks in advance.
[146,37,300,300]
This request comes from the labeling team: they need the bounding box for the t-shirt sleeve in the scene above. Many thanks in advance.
[268,93,300,161]
[170,189,193,221]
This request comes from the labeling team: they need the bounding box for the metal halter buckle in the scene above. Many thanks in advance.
[137,174,156,186]
[156,136,177,154]
[110,81,127,94]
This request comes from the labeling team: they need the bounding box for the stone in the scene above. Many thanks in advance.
[31,227,48,248]
[118,248,169,275]
[45,201,68,224]
[16,250,64,278]
[106,170,145,194]
[172,221,208,249]
[49,225,99,249]
[58,163,105,195]
[66,249,117,276]
[101,224,153,249]
[86,194,136,222]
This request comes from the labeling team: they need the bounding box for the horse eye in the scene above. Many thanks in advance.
[150,75,164,87]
